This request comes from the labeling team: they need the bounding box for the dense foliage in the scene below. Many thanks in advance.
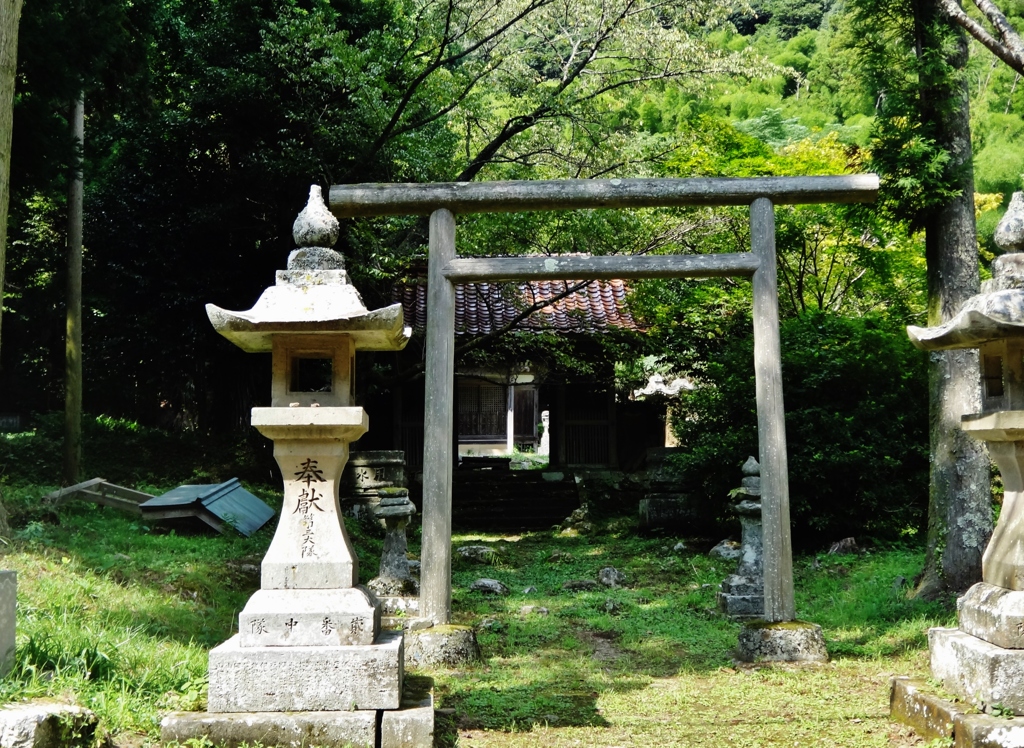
[4,0,1022,540]
[666,312,928,545]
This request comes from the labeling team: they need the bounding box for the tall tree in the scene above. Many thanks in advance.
[0,0,23,360]
[852,0,992,596]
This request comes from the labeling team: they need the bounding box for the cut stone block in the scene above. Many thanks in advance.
[208,631,403,712]
[931,627,1024,714]
[889,676,963,742]
[717,592,763,619]
[959,583,1024,649]
[379,595,420,617]
[161,709,376,748]
[720,574,761,597]
[0,571,15,677]
[955,713,1024,748]
[381,674,435,748]
[238,587,380,647]
[736,620,828,663]
[0,702,96,748]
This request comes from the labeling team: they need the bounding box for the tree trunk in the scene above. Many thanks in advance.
[63,96,84,485]
[0,0,23,360]
[914,1,993,598]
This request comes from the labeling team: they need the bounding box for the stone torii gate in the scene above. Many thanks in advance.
[330,175,879,631]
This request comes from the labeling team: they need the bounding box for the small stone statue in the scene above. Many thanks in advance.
[368,488,419,597]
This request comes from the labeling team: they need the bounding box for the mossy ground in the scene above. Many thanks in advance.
[0,483,952,747]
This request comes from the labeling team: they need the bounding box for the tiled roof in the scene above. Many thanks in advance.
[395,278,642,335]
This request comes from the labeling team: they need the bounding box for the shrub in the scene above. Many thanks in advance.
[670,311,928,546]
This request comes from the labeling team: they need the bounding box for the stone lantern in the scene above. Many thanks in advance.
[905,207,1024,716]
[163,186,434,748]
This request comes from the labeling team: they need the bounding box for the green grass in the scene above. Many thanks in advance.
[0,484,953,747]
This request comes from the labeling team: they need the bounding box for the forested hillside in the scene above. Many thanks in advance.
[3,0,1023,545]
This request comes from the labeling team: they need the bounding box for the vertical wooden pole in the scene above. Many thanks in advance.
[750,197,795,622]
[421,209,456,624]
[63,96,84,485]
[506,385,515,454]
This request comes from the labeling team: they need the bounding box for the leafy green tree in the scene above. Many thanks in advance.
[850,0,991,596]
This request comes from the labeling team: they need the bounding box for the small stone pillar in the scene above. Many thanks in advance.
[719,457,764,619]
[902,202,1024,716]
[369,488,419,597]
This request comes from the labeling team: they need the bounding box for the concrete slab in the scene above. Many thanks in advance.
[890,676,963,741]
[959,583,1024,649]
[931,627,1024,714]
[208,631,403,712]
[955,713,1024,748]
[161,710,376,748]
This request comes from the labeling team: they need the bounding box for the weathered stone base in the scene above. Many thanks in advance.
[162,709,377,748]
[0,701,96,748]
[163,676,435,748]
[404,625,480,669]
[735,620,828,663]
[208,631,403,712]
[959,583,1024,649]
[890,676,1024,747]
[931,627,1024,715]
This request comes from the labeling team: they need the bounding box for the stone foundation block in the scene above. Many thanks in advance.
[381,675,434,748]
[717,592,763,619]
[931,627,1024,714]
[238,587,380,647]
[379,595,420,617]
[959,583,1024,649]
[720,574,761,597]
[161,709,376,748]
[0,702,96,748]
[736,620,828,663]
[208,631,403,712]
[955,714,1024,748]
[404,625,480,669]
[890,676,963,741]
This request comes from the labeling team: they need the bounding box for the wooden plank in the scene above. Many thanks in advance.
[98,483,153,503]
[750,198,796,623]
[442,253,759,282]
[43,477,106,502]
[79,490,144,516]
[420,208,457,625]
[330,175,879,217]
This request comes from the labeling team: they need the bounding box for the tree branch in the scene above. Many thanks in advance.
[938,0,1024,75]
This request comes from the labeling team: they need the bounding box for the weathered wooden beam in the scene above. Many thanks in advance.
[420,208,457,625]
[750,198,796,623]
[442,253,759,282]
[330,175,879,217]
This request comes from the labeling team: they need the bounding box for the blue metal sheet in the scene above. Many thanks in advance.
[142,478,275,536]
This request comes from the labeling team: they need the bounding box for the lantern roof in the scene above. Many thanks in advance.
[206,185,411,353]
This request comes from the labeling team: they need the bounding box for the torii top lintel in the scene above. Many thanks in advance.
[328,175,879,218]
